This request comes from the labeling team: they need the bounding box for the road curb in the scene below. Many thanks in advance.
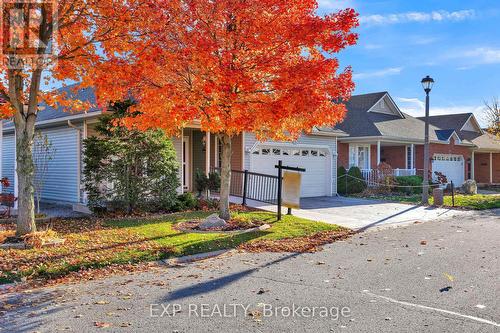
[160,249,237,266]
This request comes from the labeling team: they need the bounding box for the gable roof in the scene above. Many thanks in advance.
[435,129,457,141]
[416,113,475,132]
[3,84,101,129]
[336,92,445,142]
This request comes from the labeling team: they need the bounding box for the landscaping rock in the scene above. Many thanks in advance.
[433,188,443,206]
[461,180,477,195]
[199,213,228,230]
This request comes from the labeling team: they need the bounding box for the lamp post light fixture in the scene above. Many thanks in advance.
[421,75,434,204]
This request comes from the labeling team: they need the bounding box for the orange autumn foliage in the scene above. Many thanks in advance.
[94,0,359,140]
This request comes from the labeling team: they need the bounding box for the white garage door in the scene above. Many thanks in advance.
[250,145,331,197]
[432,154,464,187]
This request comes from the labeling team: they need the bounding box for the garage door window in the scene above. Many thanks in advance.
[252,147,328,158]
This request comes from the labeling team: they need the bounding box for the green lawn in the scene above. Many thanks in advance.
[436,194,500,210]
[349,193,500,210]
[0,210,344,284]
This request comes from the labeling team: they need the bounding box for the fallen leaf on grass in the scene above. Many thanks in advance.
[240,230,353,253]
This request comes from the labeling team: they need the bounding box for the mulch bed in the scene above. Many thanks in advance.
[174,218,268,232]
[239,229,355,253]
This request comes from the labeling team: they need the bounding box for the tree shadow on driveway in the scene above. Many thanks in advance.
[163,252,300,302]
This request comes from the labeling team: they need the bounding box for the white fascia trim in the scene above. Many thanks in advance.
[309,131,349,137]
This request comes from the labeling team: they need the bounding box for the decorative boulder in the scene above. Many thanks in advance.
[198,213,228,230]
[461,180,477,195]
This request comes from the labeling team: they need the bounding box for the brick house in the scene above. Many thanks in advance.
[335,92,500,186]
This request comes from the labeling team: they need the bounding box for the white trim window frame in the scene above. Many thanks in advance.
[349,144,371,170]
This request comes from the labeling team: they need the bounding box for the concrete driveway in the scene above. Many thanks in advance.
[233,196,475,231]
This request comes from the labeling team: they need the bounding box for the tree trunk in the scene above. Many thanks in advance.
[15,126,36,236]
[218,134,232,221]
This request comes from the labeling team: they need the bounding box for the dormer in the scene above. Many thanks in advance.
[460,114,483,134]
[367,93,405,118]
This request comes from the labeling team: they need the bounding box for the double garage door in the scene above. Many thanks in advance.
[250,145,332,197]
[432,154,465,186]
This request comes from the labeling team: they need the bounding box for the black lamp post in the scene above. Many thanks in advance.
[421,75,434,204]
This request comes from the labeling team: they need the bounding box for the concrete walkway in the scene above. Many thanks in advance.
[230,195,475,231]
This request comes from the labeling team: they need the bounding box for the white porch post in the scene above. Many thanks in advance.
[376,141,381,166]
[490,152,493,184]
[205,132,211,176]
[471,151,475,180]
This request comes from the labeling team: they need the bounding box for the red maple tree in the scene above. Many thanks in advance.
[0,0,143,235]
[96,0,359,220]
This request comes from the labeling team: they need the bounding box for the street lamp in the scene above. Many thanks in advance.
[421,75,434,204]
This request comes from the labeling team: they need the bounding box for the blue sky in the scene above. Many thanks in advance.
[318,0,500,126]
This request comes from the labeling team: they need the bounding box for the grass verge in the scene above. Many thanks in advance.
[349,193,500,210]
[0,210,346,285]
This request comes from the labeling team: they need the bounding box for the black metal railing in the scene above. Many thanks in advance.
[212,168,279,205]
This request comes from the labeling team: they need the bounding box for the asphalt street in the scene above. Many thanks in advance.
[1,210,499,332]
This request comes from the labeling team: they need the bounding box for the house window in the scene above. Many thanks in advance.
[272,148,281,156]
[406,146,412,169]
[349,145,370,170]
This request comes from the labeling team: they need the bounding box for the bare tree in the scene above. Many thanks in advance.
[484,97,500,137]
[33,132,56,214]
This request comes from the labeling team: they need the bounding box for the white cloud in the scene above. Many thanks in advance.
[397,97,487,127]
[318,0,356,10]
[363,43,383,50]
[353,67,402,79]
[360,10,475,26]
[461,47,500,64]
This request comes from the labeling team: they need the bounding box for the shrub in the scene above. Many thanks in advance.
[395,175,423,194]
[337,166,347,194]
[83,100,180,213]
[173,193,198,211]
[194,169,208,197]
[347,166,366,194]
[207,171,221,192]
[373,163,396,194]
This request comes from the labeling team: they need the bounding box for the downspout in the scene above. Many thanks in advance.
[67,120,82,203]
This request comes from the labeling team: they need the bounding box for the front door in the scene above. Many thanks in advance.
[183,136,190,191]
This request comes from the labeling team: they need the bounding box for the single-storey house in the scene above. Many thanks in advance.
[0,85,345,212]
[334,92,500,186]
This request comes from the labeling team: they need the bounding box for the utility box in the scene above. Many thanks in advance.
[433,188,444,206]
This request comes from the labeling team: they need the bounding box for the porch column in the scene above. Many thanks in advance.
[376,141,381,166]
[410,144,415,170]
[471,151,475,180]
[490,152,493,184]
[205,132,211,176]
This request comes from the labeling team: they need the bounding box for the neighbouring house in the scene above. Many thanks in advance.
[335,92,500,186]
[418,113,500,185]
[0,85,345,212]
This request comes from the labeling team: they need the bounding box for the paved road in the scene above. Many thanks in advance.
[1,211,499,332]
